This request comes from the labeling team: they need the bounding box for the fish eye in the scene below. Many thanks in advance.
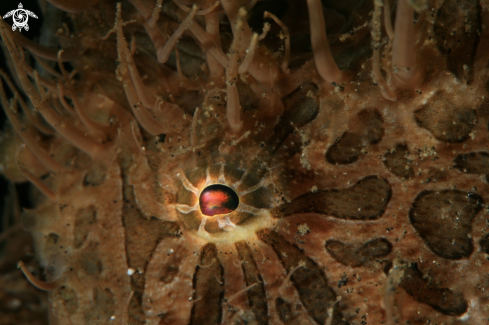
[199,184,239,217]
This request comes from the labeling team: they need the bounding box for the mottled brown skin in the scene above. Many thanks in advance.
[1,0,489,324]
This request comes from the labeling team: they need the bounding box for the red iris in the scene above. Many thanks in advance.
[199,184,239,216]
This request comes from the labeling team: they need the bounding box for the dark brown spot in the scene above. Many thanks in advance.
[189,244,224,325]
[276,297,301,325]
[74,206,97,248]
[271,176,391,220]
[53,286,78,314]
[80,250,103,278]
[235,241,268,325]
[409,190,483,259]
[83,165,106,187]
[325,238,392,267]
[434,0,481,84]
[480,234,489,254]
[44,233,59,255]
[453,151,489,179]
[84,288,115,324]
[400,263,468,316]
[160,264,179,284]
[257,229,348,325]
[383,144,414,179]
[155,134,166,144]
[414,92,478,143]
[237,78,259,111]
[326,109,384,164]
[267,82,320,155]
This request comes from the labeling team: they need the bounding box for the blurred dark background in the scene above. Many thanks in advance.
[0,0,43,232]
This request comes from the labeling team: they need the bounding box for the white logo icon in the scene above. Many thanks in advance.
[3,3,38,32]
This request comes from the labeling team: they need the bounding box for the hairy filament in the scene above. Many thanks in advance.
[100,19,136,41]
[130,122,148,155]
[196,257,216,269]
[32,55,63,79]
[237,180,264,196]
[175,47,186,81]
[15,145,57,200]
[130,35,137,55]
[124,40,157,108]
[0,22,104,157]
[0,69,53,134]
[384,265,404,325]
[57,51,106,134]
[237,203,264,215]
[218,162,225,183]
[325,296,342,325]
[413,10,428,50]
[115,4,167,136]
[258,22,271,40]
[226,283,258,304]
[176,203,199,214]
[33,71,47,102]
[219,130,250,154]
[278,262,304,295]
[17,261,57,291]
[156,5,198,64]
[221,0,252,44]
[225,8,245,133]
[176,172,200,195]
[371,0,396,101]
[222,0,277,84]
[190,106,200,147]
[22,61,58,92]
[144,20,167,57]
[189,23,229,67]
[2,20,79,61]
[306,0,344,83]
[205,12,224,78]
[373,49,397,101]
[264,11,290,74]
[197,217,208,235]
[56,82,76,114]
[172,0,222,16]
[392,0,421,88]
[383,0,394,40]
[127,0,152,19]
[232,170,247,189]
[238,33,258,74]
[0,88,64,173]
[148,0,164,27]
